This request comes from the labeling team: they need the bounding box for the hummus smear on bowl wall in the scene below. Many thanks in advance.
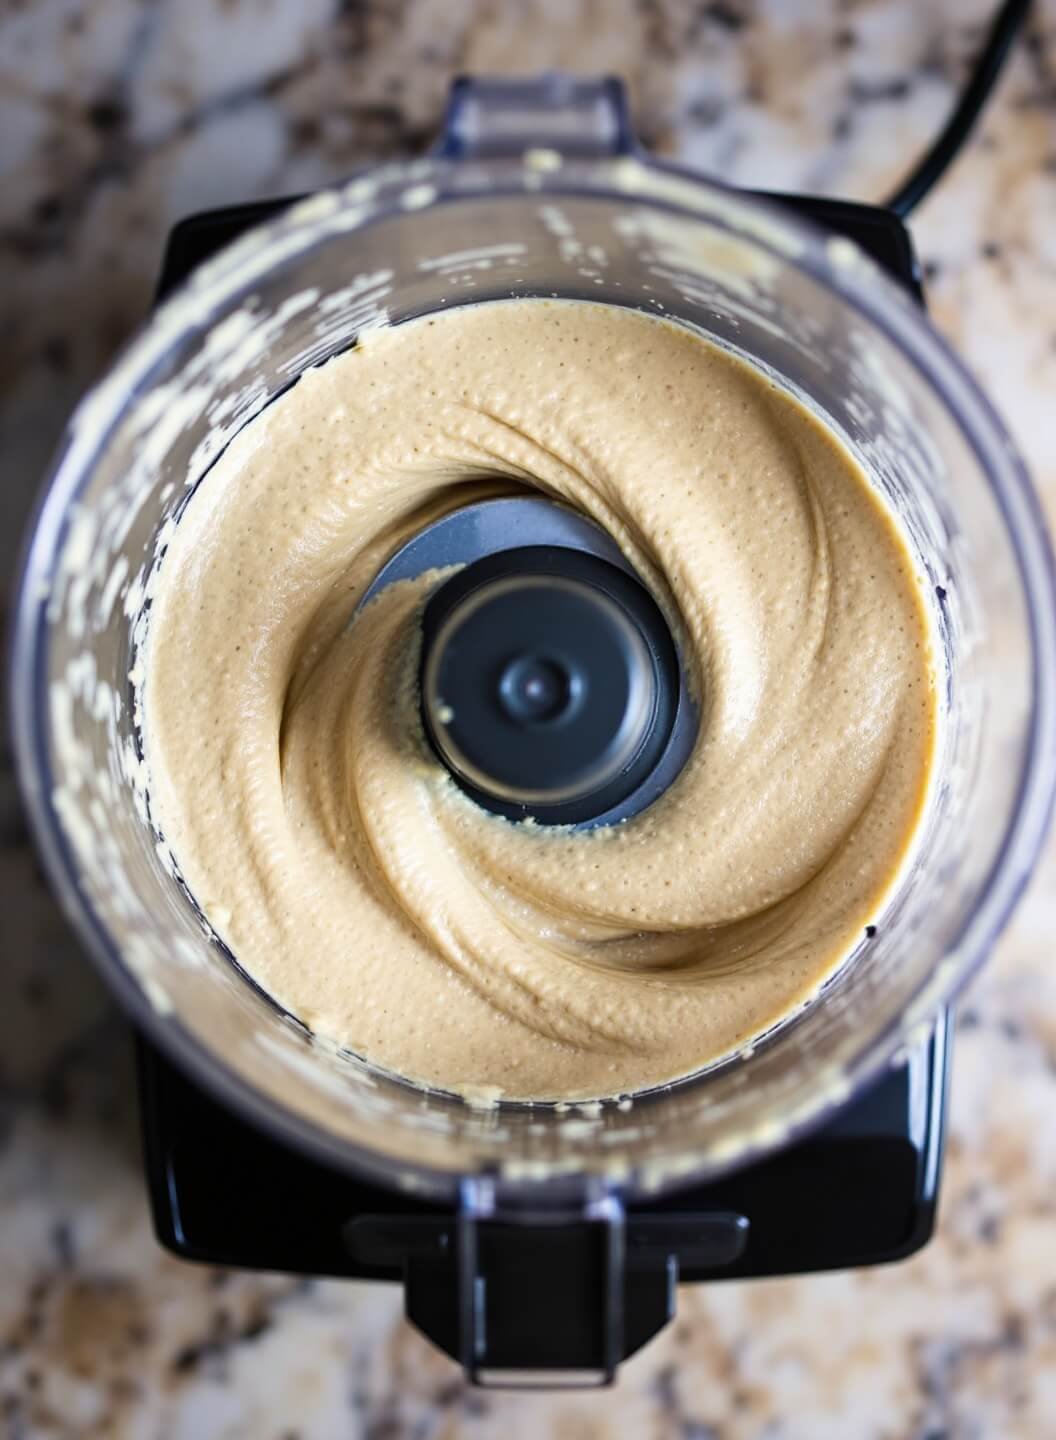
[143,299,937,1102]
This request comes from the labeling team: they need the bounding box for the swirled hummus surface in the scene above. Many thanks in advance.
[144,299,936,1101]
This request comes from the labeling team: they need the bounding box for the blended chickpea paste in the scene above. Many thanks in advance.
[143,299,937,1101]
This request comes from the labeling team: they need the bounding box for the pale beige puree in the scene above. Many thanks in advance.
[144,300,936,1101]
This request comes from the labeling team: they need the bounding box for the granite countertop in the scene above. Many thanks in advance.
[2,0,1056,1435]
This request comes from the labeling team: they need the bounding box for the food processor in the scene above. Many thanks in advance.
[9,76,1056,1385]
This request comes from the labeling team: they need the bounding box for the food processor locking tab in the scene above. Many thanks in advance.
[436,74,637,160]
[389,1178,750,1386]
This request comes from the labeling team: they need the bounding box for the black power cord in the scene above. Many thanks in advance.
[884,0,1032,217]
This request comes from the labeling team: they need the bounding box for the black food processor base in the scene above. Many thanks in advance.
[141,191,948,1384]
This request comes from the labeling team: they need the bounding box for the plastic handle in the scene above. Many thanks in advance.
[435,74,638,159]
[456,1177,627,1388]
[392,1173,748,1385]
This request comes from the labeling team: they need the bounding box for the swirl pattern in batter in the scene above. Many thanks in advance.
[144,300,937,1100]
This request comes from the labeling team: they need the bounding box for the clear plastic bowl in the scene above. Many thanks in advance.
[10,81,1056,1202]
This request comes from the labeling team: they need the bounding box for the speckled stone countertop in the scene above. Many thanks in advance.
[2,1,1056,1435]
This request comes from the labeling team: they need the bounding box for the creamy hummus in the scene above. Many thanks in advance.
[143,299,936,1101]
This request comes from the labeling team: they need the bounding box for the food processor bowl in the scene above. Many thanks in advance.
[10,78,1056,1204]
